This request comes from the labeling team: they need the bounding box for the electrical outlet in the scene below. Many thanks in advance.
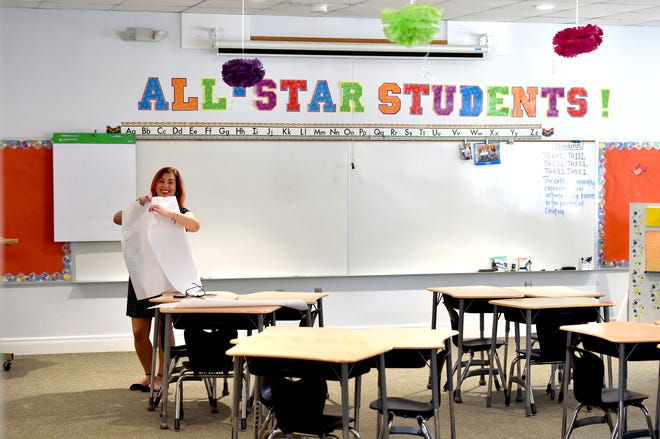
[524,281,532,287]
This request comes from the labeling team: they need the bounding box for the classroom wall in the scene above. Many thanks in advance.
[0,8,652,354]
[1,270,627,354]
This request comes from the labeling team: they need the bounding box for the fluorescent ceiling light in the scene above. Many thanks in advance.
[535,4,555,10]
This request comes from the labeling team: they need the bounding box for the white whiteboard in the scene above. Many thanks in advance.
[53,134,135,241]
[349,141,597,274]
[69,139,597,280]
[137,140,349,278]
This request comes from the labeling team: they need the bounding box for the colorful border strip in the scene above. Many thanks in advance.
[1,243,72,283]
[1,139,53,150]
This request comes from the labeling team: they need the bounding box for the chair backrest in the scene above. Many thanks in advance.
[535,318,569,362]
[269,374,328,434]
[535,307,600,363]
[183,325,237,373]
[568,346,605,407]
[442,301,462,348]
[383,347,449,373]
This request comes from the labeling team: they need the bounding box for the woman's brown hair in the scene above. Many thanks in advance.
[150,166,186,208]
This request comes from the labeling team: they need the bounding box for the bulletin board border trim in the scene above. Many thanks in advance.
[1,243,72,283]
[1,139,53,150]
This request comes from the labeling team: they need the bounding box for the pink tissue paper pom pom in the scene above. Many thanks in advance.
[553,24,603,58]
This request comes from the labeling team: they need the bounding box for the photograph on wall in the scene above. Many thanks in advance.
[473,142,501,166]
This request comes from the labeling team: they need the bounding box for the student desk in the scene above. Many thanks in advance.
[488,297,613,416]
[427,285,524,402]
[226,326,392,439]
[147,291,238,410]
[155,303,281,429]
[560,321,660,439]
[240,290,328,326]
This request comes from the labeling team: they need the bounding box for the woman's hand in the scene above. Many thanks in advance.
[137,194,152,206]
[148,202,172,219]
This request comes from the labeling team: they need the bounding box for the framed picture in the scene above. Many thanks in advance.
[473,142,501,166]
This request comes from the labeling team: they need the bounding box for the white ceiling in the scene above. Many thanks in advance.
[3,0,660,27]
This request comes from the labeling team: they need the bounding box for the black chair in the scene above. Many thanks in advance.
[172,323,237,431]
[505,308,599,414]
[443,301,506,400]
[564,346,655,439]
[369,349,450,439]
[262,373,360,439]
[247,356,369,438]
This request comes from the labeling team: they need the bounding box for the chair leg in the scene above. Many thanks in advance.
[174,376,185,431]
[505,356,523,406]
[491,348,504,391]
[458,351,475,386]
[635,402,657,439]
[563,403,584,439]
[223,376,230,396]
[416,416,434,439]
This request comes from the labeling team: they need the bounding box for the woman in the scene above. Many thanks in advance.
[113,166,200,392]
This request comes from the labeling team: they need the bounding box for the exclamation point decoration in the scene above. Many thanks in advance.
[601,89,610,117]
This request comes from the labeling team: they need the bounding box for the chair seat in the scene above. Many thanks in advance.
[601,388,649,407]
[369,397,434,419]
[514,348,565,364]
[463,337,506,351]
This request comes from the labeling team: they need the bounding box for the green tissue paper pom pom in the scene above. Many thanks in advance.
[382,3,443,48]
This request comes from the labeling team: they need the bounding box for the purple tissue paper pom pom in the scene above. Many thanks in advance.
[222,58,265,88]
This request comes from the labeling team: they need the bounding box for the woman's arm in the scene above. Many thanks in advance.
[148,203,200,232]
[175,211,201,233]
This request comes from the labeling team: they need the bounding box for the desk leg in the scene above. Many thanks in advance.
[377,354,389,439]
[601,307,614,387]
[454,299,465,403]
[561,332,573,438]
[306,304,313,327]
[354,375,362,431]
[431,292,440,329]
[231,357,243,439]
[524,309,533,416]
[148,308,160,411]
[317,298,324,327]
[252,374,264,439]
[341,363,350,439]
[617,343,626,439]
[428,292,440,392]
[430,349,441,439]
[159,313,172,429]
[445,347,456,439]
[487,305,498,407]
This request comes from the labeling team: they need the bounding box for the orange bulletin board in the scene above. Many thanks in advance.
[1,140,70,282]
[600,142,660,267]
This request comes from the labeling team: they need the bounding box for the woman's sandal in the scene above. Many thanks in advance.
[152,373,163,393]
[129,372,151,392]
